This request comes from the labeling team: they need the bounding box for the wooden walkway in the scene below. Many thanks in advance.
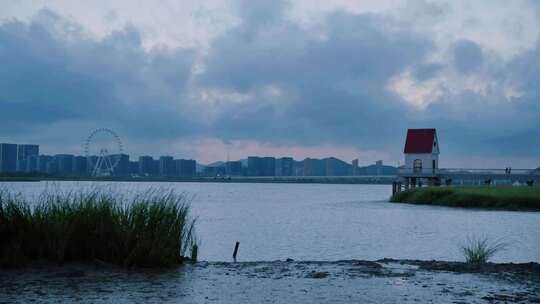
[395,168,539,191]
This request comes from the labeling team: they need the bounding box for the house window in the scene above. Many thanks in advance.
[414,159,422,173]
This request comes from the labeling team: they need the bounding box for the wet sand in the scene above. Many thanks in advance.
[1,259,539,303]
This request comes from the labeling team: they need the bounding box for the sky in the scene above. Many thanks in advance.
[1,0,539,167]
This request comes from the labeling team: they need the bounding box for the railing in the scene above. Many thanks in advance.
[398,168,538,176]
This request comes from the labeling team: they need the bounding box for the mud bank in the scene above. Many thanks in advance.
[1,259,539,303]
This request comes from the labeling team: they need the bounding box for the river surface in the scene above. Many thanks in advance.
[2,181,539,263]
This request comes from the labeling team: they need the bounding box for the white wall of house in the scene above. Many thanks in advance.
[405,153,439,169]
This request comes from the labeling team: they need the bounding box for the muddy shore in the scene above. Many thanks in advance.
[1,259,539,303]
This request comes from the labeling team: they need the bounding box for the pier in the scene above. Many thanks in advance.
[393,167,540,194]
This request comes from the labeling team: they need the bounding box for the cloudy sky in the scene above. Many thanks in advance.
[1,0,539,167]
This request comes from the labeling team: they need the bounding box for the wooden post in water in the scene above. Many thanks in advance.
[233,241,240,261]
[191,244,198,261]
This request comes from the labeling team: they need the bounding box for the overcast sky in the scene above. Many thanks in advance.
[1,0,539,167]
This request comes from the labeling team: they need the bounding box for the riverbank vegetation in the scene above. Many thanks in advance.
[390,186,540,210]
[0,187,197,267]
[461,236,507,264]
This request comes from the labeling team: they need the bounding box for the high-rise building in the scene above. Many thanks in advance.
[225,161,243,176]
[261,157,276,176]
[159,156,175,177]
[279,157,294,176]
[16,144,39,171]
[352,159,359,176]
[138,156,154,176]
[248,156,276,176]
[25,155,39,173]
[37,155,53,173]
[175,159,196,177]
[129,161,139,176]
[46,161,58,175]
[376,160,383,176]
[72,156,88,176]
[0,143,18,174]
[247,156,262,176]
[111,154,130,176]
[303,158,326,176]
[152,159,160,176]
[54,154,74,175]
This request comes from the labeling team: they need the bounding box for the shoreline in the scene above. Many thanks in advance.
[2,258,539,303]
[4,258,539,274]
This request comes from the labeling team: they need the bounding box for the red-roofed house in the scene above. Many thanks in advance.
[403,128,439,173]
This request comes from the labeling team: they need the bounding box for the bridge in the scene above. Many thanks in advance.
[396,167,540,191]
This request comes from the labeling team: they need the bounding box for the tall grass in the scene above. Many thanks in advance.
[0,187,197,267]
[391,186,540,210]
[460,236,507,264]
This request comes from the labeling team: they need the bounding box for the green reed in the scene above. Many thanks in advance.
[0,187,197,267]
[391,186,540,210]
[460,236,507,264]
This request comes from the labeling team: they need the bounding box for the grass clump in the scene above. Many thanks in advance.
[460,236,507,264]
[0,187,197,268]
[391,186,540,210]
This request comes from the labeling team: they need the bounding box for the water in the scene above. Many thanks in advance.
[2,181,539,262]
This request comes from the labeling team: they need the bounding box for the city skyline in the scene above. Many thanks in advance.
[1,1,540,168]
[0,140,395,178]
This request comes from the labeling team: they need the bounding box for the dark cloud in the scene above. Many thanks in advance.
[0,3,539,163]
[0,10,200,143]
[198,11,433,149]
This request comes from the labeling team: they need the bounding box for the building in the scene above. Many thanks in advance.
[376,160,383,176]
[112,154,130,176]
[25,155,39,172]
[351,159,359,176]
[403,128,439,173]
[0,143,17,174]
[175,159,196,177]
[159,156,175,177]
[54,154,75,175]
[129,161,139,176]
[72,156,88,176]
[16,144,39,171]
[303,158,326,176]
[279,157,294,176]
[261,157,276,176]
[37,155,53,173]
[46,160,58,175]
[225,161,243,176]
[138,156,154,176]
[247,156,262,176]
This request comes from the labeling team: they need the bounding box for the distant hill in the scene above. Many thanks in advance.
[207,161,225,167]
[195,163,206,173]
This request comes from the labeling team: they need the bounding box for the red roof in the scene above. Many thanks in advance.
[404,128,436,153]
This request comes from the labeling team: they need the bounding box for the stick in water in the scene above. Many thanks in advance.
[233,241,240,261]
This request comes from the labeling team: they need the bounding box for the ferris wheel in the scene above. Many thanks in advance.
[84,128,124,177]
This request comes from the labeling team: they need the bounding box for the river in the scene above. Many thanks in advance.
[2,181,539,262]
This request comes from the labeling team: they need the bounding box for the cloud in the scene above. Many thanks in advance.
[452,40,483,73]
[0,2,539,166]
[0,9,199,141]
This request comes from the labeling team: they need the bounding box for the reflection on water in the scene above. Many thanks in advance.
[2,181,540,262]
